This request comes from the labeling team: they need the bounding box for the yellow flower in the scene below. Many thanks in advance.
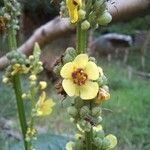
[95,88,110,104]
[11,64,30,76]
[66,141,74,150]
[36,91,55,116]
[60,54,100,100]
[66,0,82,23]
[105,134,117,149]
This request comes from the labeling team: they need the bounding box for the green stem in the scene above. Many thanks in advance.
[8,27,31,150]
[76,22,87,54]
[85,102,93,150]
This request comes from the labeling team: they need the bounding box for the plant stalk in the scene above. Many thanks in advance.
[76,22,87,54]
[7,27,31,150]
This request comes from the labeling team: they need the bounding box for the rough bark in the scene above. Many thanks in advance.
[0,0,150,69]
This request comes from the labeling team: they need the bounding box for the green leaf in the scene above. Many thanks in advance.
[11,134,69,150]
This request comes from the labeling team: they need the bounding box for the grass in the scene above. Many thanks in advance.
[0,58,150,150]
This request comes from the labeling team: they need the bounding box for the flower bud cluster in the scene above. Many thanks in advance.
[2,51,30,84]
[1,0,21,30]
[59,1,68,18]
[88,0,112,29]
[61,0,112,30]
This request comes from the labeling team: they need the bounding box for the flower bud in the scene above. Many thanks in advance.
[11,58,17,64]
[98,11,112,26]
[63,53,74,64]
[92,106,101,117]
[67,106,78,117]
[65,47,76,57]
[78,9,86,20]
[2,77,9,83]
[101,138,110,149]
[97,75,107,86]
[84,122,92,132]
[29,55,34,61]
[22,93,27,99]
[53,64,62,75]
[29,75,37,81]
[81,20,90,30]
[94,137,103,148]
[97,116,103,124]
[80,106,90,117]
[39,81,47,90]
[89,57,97,63]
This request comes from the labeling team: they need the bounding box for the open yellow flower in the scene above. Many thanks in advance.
[60,54,100,100]
[36,91,55,116]
[11,64,30,76]
[66,0,82,23]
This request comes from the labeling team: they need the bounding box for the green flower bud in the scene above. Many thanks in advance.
[2,77,9,84]
[65,47,77,58]
[78,9,86,20]
[6,53,13,60]
[89,57,97,63]
[97,116,103,124]
[80,106,90,117]
[18,58,24,64]
[67,106,78,117]
[29,75,37,81]
[94,137,103,148]
[92,107,101,117]
[53,64,62,75]
[97,75,108,86]
[81,20,90,30]
[74,98,84,108]
[94,0,106,14]
[101,138,110,149]
[98,11,112,26]
[93,129,105,139]
[85,122,92,132]
[11,58,17,64]
[102,85,109,92]
[63,53,74,64]
[29,55,34,61]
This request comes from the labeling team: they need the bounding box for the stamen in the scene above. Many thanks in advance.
[72,68,88,86]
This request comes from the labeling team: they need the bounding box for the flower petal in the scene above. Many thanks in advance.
[80,81,99,100]
[38,91,46,105]
[85,61,99,80]
[60,62,74,79]
[106,134,117,149]
[74,54,88,69]
[62,79,76,97]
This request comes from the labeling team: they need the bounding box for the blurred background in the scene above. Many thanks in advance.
[0,0,150,150]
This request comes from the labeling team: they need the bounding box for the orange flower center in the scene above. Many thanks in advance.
[72,68,88,86]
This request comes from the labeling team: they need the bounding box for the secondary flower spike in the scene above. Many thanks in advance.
[60,54,102,100]
[66,0,82,23]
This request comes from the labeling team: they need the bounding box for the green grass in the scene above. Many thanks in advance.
[0,59,150,150]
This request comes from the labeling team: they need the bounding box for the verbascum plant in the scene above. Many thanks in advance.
[2,0,55,149]
[54,0,117,149]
